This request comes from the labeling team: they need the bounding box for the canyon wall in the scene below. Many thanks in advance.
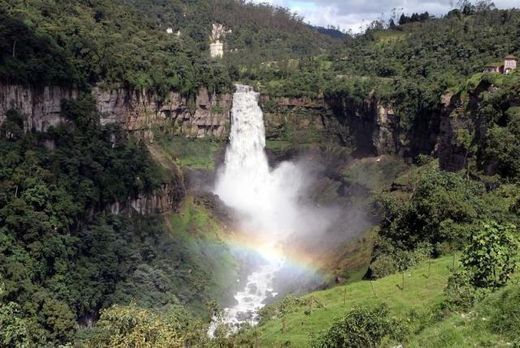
[1,82,454,165]
[0,84,79,131]
[109,182,185,216]
[260,94,427,158]
[94,87,232,140]
[0,83,231,140]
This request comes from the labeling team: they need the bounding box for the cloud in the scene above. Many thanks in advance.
[249,0,520,33]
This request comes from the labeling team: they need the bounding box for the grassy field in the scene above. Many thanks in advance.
[155,135,224,170]
[252,256,454,347]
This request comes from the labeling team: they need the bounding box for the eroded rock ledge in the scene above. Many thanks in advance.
[0,83,231,140]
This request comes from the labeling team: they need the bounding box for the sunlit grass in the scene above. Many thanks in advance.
[156,135,224,170]
[253,256,453,347]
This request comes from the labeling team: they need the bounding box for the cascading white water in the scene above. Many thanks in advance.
[211,84,304,333]
[214,85,304,235]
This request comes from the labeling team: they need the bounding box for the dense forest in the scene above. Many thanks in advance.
[0,0,519,346]
[0,0,335,96]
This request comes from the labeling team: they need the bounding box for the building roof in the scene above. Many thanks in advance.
[505,54,518,60]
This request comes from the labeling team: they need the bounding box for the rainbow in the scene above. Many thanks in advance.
[218,230,330,282]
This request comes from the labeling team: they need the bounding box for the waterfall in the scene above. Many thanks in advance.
[214,84,271,225]
[215,85,304,237]
[211,84,302,333]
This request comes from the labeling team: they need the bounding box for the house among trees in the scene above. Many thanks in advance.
[504,55,518,73]
[483,55,518,74]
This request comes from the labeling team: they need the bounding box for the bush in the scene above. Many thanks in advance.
[379,170,483,251]
[311,304,407,348]
[443,270,489,312]
[369,254,399,279]
[461,221,518,289]
[85,303,207,347]
[369,240,433,278]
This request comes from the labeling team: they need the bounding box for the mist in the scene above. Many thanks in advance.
[210,85,358,332]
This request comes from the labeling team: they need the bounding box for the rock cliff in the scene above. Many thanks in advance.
[261,94,411,157]
[93,87,231,140]
[0,82,447,161]
[109,182,185,216]
[0,83,231,140]
[0,84,79,131]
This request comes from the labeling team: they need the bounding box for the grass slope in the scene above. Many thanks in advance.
[156,136,224,170]
[254,256,454,347]
[163,196,239,314]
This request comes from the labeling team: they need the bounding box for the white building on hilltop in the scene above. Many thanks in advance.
[209,23,231,59]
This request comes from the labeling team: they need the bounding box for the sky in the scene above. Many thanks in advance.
[250,0,520,33]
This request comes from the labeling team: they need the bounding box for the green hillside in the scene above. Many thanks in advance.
[254,256,454,347]
[235,256,519,347]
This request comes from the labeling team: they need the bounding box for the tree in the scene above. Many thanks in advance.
[311,304,407,347]
[0,283,33,347]
[461,221,518,288]
[86,303,207,347]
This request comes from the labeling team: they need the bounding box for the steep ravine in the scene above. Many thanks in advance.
[0,83,430,157]
[1,82,477,210]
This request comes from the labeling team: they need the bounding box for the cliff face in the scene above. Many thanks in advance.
[437,81,496,173]
[0,83,231,139]
[438,92,469,171]
[0,84,79,131]
[1,82,446,161]
[261,94,416,158]
[109,182,185,216]
[260,96,328,142]
[323,95,399,155]
[94,87,232,140]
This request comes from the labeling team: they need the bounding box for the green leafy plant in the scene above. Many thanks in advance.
[311,304,407,348]
[461,221,518,289]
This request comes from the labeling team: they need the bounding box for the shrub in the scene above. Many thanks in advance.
[461,221,518,289]
[443,270,489,312]
[379,170,483,251]
[311,304,407,348]
[369,254,399,279]
[85,303,207,347]
[369,241,432,278]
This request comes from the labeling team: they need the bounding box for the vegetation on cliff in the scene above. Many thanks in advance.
[0,97,238,346]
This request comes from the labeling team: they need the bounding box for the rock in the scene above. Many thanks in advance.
[0,83,232,140]
[109,181,185,216]
[0,84,78,131]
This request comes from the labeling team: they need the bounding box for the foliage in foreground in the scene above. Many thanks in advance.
[84,303,208,348]
[311,304,407,348]
[0,96,238,346]
[444,220,518,311]
[461,221,518,289]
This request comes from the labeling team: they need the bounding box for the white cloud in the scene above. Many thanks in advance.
[249,0,520,33]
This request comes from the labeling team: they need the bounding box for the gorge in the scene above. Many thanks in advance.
[1,1,519,346]
[211,85,338,332]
